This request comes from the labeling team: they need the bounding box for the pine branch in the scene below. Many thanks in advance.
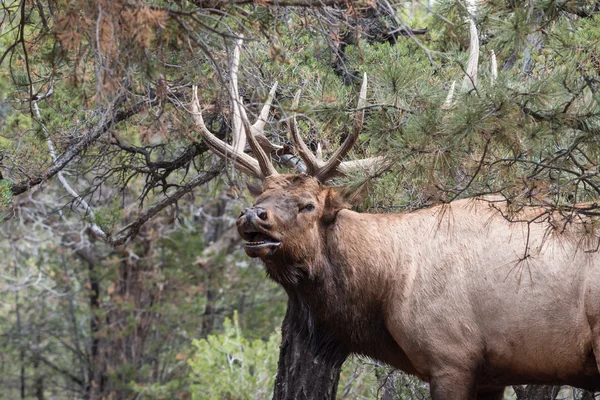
[10,98,154,196]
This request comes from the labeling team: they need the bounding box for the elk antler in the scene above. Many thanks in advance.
[315,73,369,182]
[444,19,480,105]
[190,40,385,182]
[190,37,280,180]
[287,73,388,182]
[191,87,264,178]
[287,89,321,176]
[462,19,479,92]
[491,50,498,85]
[238,96,278,177]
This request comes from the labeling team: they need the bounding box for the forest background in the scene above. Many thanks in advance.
[0,0,599,399]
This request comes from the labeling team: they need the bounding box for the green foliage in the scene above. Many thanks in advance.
[127,379,186,400]
[0,179,11,201]
[0,179,11,219]
[188,312,280,400]
[188,321,428,400]
[159,222,286,341]
[92,197,123,233]
[430,0,472,52]
[488,6,532,60]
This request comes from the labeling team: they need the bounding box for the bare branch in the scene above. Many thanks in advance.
[108,164,222,247]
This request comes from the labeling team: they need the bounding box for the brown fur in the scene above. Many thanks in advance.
[236,174,600,399]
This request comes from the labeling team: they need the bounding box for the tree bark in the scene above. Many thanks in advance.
[87,257,103,400]
[581,390,596,400]
[513,385,559,400]
[272,300,346,400]
[376,369,402,400]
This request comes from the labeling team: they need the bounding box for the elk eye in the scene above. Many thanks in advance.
[300,203,315,213]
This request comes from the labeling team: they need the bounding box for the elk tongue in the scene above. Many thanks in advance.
[246,233,280,248]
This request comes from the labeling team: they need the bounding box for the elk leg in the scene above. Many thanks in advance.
[476,388,505,400]
[588,315,600,375]
[593,329,600,375]
[429,368,478,400]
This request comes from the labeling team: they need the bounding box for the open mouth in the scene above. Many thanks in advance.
[244,231,281,249]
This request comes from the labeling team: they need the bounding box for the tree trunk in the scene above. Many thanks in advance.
[580,390,597,400]
[376,369,401,400]
[75,244,105,399]
[513,385,560,400]
[272,301,346,400]
[88,257,104,400]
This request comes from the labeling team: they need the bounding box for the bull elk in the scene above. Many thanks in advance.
[188,38,600,399]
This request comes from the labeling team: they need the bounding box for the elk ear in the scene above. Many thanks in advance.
[323,184,367,222]
[246,180,263,197]
[339,182,369,207]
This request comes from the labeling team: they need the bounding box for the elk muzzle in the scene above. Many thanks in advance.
[237,207,281,258]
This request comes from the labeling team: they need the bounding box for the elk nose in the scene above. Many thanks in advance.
[256,207,268,221]
[239,207,268,222]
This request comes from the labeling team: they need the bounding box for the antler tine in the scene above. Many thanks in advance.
[189,37,283,179]
[490,50,498,85]
[315,72,368,182]
[462,19,479,91]
[444,81,456,106]
[253,82,278,133]
[230,36,278,177]
[316,143,323,163]
[190,86,263,178]
[338,156,391,176]
[287,89,321,175]
[238,97,279,178]
[248,82,285,155]
[230,38,245,155]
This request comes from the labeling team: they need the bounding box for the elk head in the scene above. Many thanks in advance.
[189,38,383,279]
[236,174,360,264]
